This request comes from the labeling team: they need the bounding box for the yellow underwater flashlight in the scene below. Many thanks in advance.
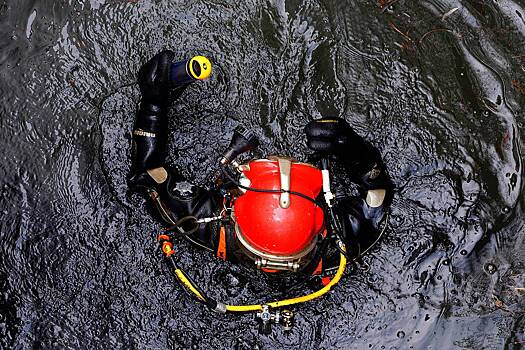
[170,55,212,86]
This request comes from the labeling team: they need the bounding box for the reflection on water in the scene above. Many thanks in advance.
[0,0,524,348]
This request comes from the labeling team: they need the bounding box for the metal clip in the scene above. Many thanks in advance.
[213,302,227,314]
[196,216,222,224]
[197,209,227,224]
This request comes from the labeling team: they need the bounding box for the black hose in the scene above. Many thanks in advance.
[164,215,200,236]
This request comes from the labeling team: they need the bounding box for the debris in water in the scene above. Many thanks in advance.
[484,263,497,274]
[492,295,504,308]
[419,28,454,44]
[511,79,525,96]
[442,7,459,21]
[377,0,398,10]
[26,9,37,39]
[513,287,525,294]
[389,22,412,42]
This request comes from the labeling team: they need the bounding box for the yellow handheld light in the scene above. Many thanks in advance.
[170,55,213,86]
[188,56,212,80]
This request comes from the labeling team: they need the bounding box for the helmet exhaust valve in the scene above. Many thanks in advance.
[220,125,260,165]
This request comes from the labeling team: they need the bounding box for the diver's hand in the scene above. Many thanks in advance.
[305,117,391,192]
[304,117,374,168]
[304,117,355,156]
[138,50,175,105]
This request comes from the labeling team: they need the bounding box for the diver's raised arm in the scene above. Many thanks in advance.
[304,117,392,209]
[304,117,392,253]
[129,50,196,188]
[128,50,221,243]
[305,118,391,194]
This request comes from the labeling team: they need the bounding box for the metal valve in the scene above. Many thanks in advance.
[280,309,294,331]
[256,305,295,334]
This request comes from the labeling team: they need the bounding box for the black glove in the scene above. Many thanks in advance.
[304,117,355,155]
[138,50,177,106]
[305,118,389,190]
[305,117,377,164]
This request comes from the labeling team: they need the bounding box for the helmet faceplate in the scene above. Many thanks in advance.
[233,159,324,267]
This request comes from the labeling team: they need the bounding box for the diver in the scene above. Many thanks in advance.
[128,50,392,327]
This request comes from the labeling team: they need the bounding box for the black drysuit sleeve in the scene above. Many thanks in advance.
[128,99,223,251]
[333,133,393,257]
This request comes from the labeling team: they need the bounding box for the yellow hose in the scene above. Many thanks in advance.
[172,249,347,312]
[225,252,347,312]
[174,269,206,301]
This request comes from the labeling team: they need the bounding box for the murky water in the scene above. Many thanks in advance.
[1,0,524,348]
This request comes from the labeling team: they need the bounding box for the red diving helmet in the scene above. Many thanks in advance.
[233,157,325,272]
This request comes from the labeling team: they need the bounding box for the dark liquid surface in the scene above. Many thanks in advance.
[0,0,524,348]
